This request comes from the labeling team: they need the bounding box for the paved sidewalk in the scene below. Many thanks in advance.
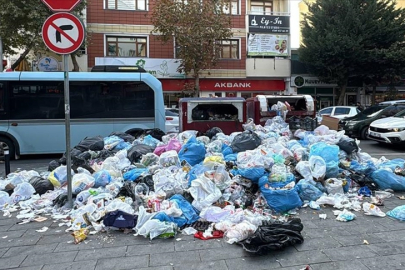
[1,193,405,270]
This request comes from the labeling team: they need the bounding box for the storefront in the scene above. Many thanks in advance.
[161,78,286,107]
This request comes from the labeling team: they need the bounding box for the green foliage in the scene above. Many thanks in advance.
[151,0,233,95]
[0,0,86,68]
[299,0,405,104]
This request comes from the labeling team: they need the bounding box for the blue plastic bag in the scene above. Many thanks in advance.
[187,164,209,186]
[358,186,372,197]
[231,167,266,183]
[169,194,200,224]
[93,170,112,188]
[222,144,233,156]
[259,177,302,213]
[114,141,131,150]
[371,169,405,191]
[387,205,405,221]
[378,158,405,171]
[143,135,160,148]
[224,153,238,162]
[342,177,351,193]
[296,179,323,202]
[178,136,206,166]
[310,142,339,163]
[350,160,377,176]
[123,168,148,182]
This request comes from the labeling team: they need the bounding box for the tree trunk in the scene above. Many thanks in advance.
[71,53,80,71]
[337,83,347,105]
[10,47,31,70]
[194,71,200,97]
[372,84,376,105]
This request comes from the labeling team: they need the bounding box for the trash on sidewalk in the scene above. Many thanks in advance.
[0,115,404,254]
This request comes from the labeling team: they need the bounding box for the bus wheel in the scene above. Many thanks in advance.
[0,137,16,160]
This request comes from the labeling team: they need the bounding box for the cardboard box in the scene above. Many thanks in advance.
[321,115,340,130]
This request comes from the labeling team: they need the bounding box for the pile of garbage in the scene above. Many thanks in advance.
[1,116,405,253]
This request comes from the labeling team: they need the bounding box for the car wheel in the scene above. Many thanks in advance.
[0,137,15,160]
[360,126,369,140]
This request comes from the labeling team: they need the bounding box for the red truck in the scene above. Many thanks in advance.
[178,95,316,135]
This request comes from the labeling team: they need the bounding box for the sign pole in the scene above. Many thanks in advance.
[64,54,72,208]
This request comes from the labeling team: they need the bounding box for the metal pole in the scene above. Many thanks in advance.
[4,146,10,176]
[64,54,72,208]
[0,36,3,71]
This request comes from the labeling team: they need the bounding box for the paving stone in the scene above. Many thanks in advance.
[332,234,385,246]
[360,254,405,269]
[225,256,281,270]
[0,224,13,232]
[310,260,369,270]
[199,246,250,262]
[277,250,330,267]
[303,227,352,239]
[42,260,97,270]
[7,221,53,231]
[367,240,405,256]
[95,255,149,270]
[0,217,18,226]
[36,233,73,245]
[135,267,173,270]
[8,266,43,270]
[127,242,174,256]
[74,246,127,261]
[175,239,222,251]
[21,250,78,267]
[323,245,378,261]
[149,251,200,267]
[374,230,405,242]
[300,220,319,229]
[0,229,26,239]
[375,219,405,231]
[0,235,40,249]
[0,248,7,257]
[0,254,26,269]
[174,260,228,270]
[295,236,341,251]
[3,243,58,258]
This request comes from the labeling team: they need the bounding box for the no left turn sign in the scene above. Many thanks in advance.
[42,12,85,55]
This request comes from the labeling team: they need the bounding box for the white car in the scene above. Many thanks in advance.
[165,109,179,133]
[317,106,359,123]
[368,109,405,144]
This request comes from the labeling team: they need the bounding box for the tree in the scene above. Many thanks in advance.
[299,0,405,105]
[0,0,87,71]
[151,0,233,97]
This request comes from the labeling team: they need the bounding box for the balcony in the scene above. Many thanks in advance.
[246,58,291,77]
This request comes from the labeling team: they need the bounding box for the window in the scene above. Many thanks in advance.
[223,0,239,15]
[106,36,147,57]
[218,39,239,59]
[319,108,333,115]
[250,1,272,15]
[334,107,350,115]
[106,0,146,10]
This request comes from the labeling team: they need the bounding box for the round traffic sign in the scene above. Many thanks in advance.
[42,13,85,55]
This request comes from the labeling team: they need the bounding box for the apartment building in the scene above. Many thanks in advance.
[86,0,291,106]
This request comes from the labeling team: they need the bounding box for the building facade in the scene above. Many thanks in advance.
[86,0,291,107]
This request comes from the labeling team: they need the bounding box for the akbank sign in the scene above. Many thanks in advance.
[290,75,337,88]
[95,57,185,78]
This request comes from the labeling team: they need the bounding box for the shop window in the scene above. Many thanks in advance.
[106,0,146,10]
[250,1,272,15]
[106,36,147,57]
[218,39,239,59]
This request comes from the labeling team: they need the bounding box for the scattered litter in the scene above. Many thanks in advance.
[34,217,48,222]
[363,240,369,245]
[36,226,49,233]
[176,238,182,241]
[2,236,7,239]
[319,214,327,219]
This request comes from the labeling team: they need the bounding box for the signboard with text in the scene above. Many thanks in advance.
[248,15,290,34]
[247,33,288,56]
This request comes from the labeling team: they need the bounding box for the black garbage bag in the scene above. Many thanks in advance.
[72,151,92,167]
[117,181,137,201]
[53,193,68,208]
[231,131,262,153]
[103,210,138,229]
[239,218,304,254]
[127,144,155,163]
[48,160,60,172]
[109,131,135,142]
[145,128,166,141]
[192,109,209,120]
[138,174,155,192]
[349,171,378,190]
[337,138,359,154]
[206,127,223,139]
[74,136,104,152]
[29,176,54,195]
[59,148,83,165]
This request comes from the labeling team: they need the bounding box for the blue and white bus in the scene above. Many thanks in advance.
[0,68,165,158]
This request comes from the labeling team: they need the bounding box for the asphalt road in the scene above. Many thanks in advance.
[0,139,404,178]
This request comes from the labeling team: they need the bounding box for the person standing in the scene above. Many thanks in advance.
[356,102,364,111]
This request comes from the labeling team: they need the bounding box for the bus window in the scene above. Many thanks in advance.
[0,83,4,111]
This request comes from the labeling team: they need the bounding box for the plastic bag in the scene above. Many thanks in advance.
[127,144,155,163]
[378,158,405,171]
[0,191,10,209]
[296,179,323,202]
[72,173,95,195]
[143,135,160,148]
[10,182,36,204]
[123,168,148,182]
[93,170,112,188]
[104,135,124,150]
[189,175,222,211]
[363,202,386,217]
[48,166,75,187]
[295,161,312,180]
[231,131,262,153]
[178,136,206,166]
[105,198,134,215]
[324,178,343,195]
[371,169,405,191]
[28,176,54,195]
[75,136,105,152]
[259,179,302,213]
[159,150,181,167]
[309,156,326,180]
[224,220,258,244]
[140,153,159,167]
[136,219,176,240]
[269,163,287,183]
[199,206,233,223]
[386,205,405,221]
[335,209,356,222]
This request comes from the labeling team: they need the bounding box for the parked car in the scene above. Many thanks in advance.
[165,109,179,133]
[341,104,405,139]
[317,106,359,123]
[368,109,405,144]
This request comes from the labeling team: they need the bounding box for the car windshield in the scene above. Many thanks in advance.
[394,109,405,117]
[360,105,386,117]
